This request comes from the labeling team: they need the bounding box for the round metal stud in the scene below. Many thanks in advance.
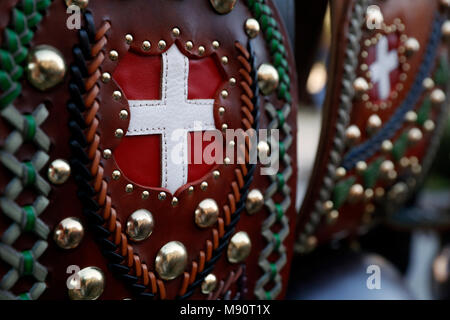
[381,140,393,153]
[103,149,112,159]
[257,63,279,95]
[115,128,124,138]
[125,34,134,44]
[65,0,89,9]
[112,170,121,180]
[408,128,423,143]
[113,91,122,100]
[229,77,236,86]
[142,191,150,200]
[101,72,111,83]
[188,186,194,194]
[126,209,154,242]
[198,46,206,56]
[245,189,264,215]
[405,37,420,56]
[221,90,229,99]
[200,181,209,191]
[158,40,167,50]
[201,273,217,294]
[424,120,436,132]
[348,184,365,203]
[155,241,188,280]
[109,50,119,61]
[221,56,229,65]
[442,20,450,39]
[142,41,151,51]
[218,107,225,115]
[68,266,105,300]
[431,88,446,104]
[171,197,179,207]
[356,161,368,174]
[48,159,71,185]
[125,184,134,193]
[423,77,435,90]
[186,41,194,50]
[119,110,129,120]
[245,18,260,38]
[26,45,66,91]
[172,27,181,37]
[210,0,237,14]
[326,210,339,225]
[367,114,382,133]
[195,199,219,228]
[353,77,369,95]
[227,231,251,264]
[213,170,220,179]
[405,111,418,123]
[335,167,347,179]
[212,41,220,49]
[53,217,84,249]
[158,192,167,201]
[345,125,362,144]
[257,141,270,161]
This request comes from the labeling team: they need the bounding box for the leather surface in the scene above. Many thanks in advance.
[296,0,450,252]
[0,0,298,300]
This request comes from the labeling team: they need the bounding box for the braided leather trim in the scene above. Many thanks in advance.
[0,0,52,300]
[295,0,369,253]
[68,11,260,299]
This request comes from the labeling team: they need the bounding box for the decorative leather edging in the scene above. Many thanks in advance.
[0,0,53,300]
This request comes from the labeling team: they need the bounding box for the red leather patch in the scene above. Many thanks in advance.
[112,49,224,191]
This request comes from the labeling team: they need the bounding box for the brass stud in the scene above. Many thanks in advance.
[257,63,279,95]
[53,217,84,249]
[158,192,167,201]
[246,189,264,215]
[257,141,270,160]
[348,184,365,204]
[210,0,237,14]
[142,41,151,51]
[345,125,361,144]
[424,120,436,132]
[119,110,129,120]
[195,199,219,228]
[245,18,261,38]
[115,128,124,138]
[405,37,420,56]
[68,267,105,300]
[229,78,236,86]
[112,170,121,180]
[125,34,134,44]
[423,77,435,90]
[125,184,134,193]
[103,149,112,159]
[335,167,347,179]
[442,20,450,39]
[326,210,339,225]
[188,186,194,194]
[212,41,220,49]
[113,90,122,100]
[408,128,423,143]
[353,77,369,96]
[222,124,228,132]
[48,159,71,185]
[101,72,111,83]
[323,200,334,212]
[367,114,382,134]
[171,197,179,207]
[158,40,167,51]
[213,170,220,179]
[221,90,229,99]
[201,274,217,294]
[198,46,206,56]
[155,241,188,280]
[26,45,66,91]
[126,209,154,242]
[142,191,150,200]
[431,88,446,104]
[218,107,225,115]
[405,111,418,123]
[224,157,231,165]
[356,161,368,174]
[227,231,251,264]
[221,56,229,65]
[65,0,89,9]
[109,50,119,61]
[381,140,393,153]
[200,181,208,191]
[186,41,194,50]
[172,27,181,37]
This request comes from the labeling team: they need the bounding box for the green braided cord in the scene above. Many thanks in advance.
[22,250,33,275]
[247,0,291,102]
[269,263,277,279]
[265,291,272,300]
[23,205,36,232]
[273,232,281,251]
[19,293,31,300]
[276,172,285,191]
[0,0,52,109]
[24,161,36,186]
[275,203,284,221]
[24,114,36,140]
[277,110,285,127]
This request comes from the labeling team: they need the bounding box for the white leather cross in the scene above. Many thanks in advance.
[126,45,216,194]
[370,35,399,101]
